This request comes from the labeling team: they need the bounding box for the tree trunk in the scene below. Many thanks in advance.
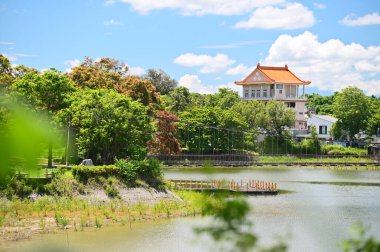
[48,142,53,168]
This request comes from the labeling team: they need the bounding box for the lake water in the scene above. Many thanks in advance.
[3,167,380,252]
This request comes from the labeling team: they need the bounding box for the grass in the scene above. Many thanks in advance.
[0,189,223,241]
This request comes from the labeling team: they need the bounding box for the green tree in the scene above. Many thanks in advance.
[367,96,380,136]
[306,93,335,115]
[332,86,371,141]
[61,89,154,164]
[231,100,267,130]
[144,69,177,95]
[178,106,247,153]
[264,101,295,138]
[310,125,322,154]
[168,86,192,112]
[12,69,76,167]
[207,88,240,110]
[0,54,14,91]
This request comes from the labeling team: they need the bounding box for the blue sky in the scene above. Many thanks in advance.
[1,0,379,96]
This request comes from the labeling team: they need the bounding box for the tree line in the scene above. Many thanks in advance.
[1,54,379,166]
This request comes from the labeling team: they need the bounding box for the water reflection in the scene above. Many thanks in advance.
[3,167,380,252]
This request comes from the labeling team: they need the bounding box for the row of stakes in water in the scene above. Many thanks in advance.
[173,179,277,192]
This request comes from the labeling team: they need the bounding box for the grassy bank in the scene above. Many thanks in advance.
[0,189,222,242]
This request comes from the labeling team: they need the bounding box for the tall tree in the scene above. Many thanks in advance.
[0,54,14,91]
[332,86,371,141]
[144,69,177,95]
[178,106,247,153]
[264,101,295,138]
[231,100,267,131]
[68,57,161,113]
[148,110,182,155]
[68,57,128,89]
[206,88,240,110]
[61,89,154,164]
[12,69,76,167]
[168,86,192,113]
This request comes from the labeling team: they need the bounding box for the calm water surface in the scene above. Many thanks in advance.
[3,167,380,252]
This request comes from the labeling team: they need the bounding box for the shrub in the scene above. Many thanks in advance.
[116,159,163,188]
[72,165,121,183]
[322,145,367,156]
[45,172,83,197]
[104,177,120,198]
[4,178,33,199]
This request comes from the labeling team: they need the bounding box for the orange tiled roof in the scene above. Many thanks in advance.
[235,64,311,85]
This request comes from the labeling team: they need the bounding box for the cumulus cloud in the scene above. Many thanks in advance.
[234,3,315,30]
[174,53,254,76]
[179,74,240,94]
[263,31,380,95]
[103,19,124,26]
[341,12,380,26]
[107,0,284,15]
[174,53,235,74]
[226,64,252,75]
[127,66,145,76]
[65,59,81,73]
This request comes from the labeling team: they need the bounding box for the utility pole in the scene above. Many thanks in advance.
[65,119,70,167]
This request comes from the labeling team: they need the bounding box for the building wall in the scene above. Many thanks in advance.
[241,84,307,129]
[306,116,335,138]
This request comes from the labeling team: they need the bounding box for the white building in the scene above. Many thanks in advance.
[234,63,311,129]
[304,114,337,140]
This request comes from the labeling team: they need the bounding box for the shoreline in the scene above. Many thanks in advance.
[162,164,380,170]
[0,189,208,243]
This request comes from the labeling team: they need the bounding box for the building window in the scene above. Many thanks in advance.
[244,90,249,98]
[256,88,261,98]
[251,89,256,98]
[287,102,296,108]
[276,84,283,89]
[279,90,283,94]
[263,89,268,98]
[319,125,327,134]
[299,112,303,115]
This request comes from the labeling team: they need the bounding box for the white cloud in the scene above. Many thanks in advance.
[263,31,380,95]
[65,59,81,73]
[103,19,124,26]
[226,64,252,75]
[108,0,284,15]
[127,66,145,76]
[0,41,14,45]
[341,12,380,26]
[2,53,16,61]
[174,53,254,76]
[174,53,235,74]
[197,40,271,49]
[235,3,315,30]
[178,74,240,94]
[313,2,326,9]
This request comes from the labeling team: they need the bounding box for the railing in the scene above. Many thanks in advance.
[148,153,257,166]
